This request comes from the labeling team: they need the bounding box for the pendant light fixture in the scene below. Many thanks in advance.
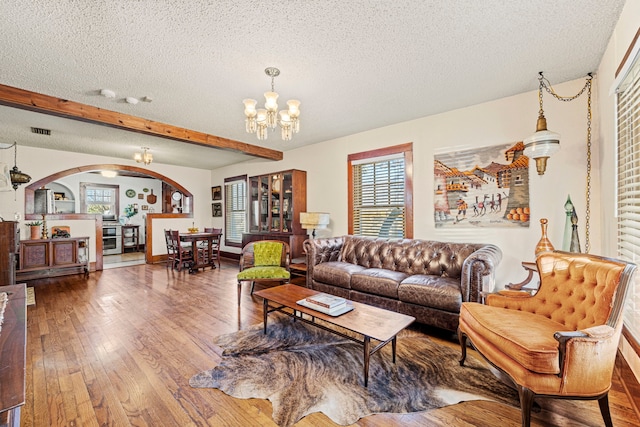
[6,142,32,190]
[523,71,593,252]
[134,147,153,165]
[523,73,561,175]
[243,67,301,141]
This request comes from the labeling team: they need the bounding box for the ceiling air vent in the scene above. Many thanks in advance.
[30,127,51,136]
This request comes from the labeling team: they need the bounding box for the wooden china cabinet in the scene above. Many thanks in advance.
[242,169,308,259]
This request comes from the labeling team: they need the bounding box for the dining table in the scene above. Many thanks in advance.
[178,231,222,271]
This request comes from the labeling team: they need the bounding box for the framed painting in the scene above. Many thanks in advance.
[434,142,530,228]
[211,186,222,201]
[212,202,222,217]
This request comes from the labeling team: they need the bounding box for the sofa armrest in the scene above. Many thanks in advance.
[553,324,620,395]
[303,237,346,287]
[460,244,502,303]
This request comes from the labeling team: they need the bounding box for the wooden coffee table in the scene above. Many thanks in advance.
[254,284,415,387]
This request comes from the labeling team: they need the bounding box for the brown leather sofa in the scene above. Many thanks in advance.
[303,236,502,331]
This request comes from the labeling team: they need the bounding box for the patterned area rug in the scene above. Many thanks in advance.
[190,314,519,427]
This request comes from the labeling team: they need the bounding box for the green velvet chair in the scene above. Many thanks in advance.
[237,240,290,306]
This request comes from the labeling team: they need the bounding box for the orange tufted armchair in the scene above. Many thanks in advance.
[458,251,636,427]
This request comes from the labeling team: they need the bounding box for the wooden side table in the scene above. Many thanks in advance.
[481,262,539,304]
[506,261,538,291]
[289,262,307,286]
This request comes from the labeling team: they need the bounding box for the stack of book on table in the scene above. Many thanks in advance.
[297,293,354,316]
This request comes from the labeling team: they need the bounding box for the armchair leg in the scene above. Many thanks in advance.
[517,386,534,427]
[458,328,468,365]
[598,393,613,427]
[237,281,242,306]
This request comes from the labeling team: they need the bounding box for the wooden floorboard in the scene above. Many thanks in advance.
[20,260,640,427]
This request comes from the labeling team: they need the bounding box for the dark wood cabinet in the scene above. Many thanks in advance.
[0,222,19,286]
[243,169,308,259]
[17,237,89,281]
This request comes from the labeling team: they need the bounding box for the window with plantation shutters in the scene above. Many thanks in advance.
[348,143,413,238]
[616,39,640,343]
[224,175,247,247]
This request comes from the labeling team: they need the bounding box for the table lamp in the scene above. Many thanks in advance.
[299,212,330,239]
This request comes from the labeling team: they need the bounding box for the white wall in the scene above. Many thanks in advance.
[213,77,595,288]
[596,0,640,381]
[0,146,213,262]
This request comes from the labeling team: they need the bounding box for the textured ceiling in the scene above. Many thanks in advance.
[0,0,626,170]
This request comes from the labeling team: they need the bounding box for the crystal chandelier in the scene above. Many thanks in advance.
[134,147,153,165]
[243,67,301,141]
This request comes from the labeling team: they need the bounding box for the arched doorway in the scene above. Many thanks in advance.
[24,164,194,271]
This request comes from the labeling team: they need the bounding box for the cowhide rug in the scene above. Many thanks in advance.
[190,314,519,426]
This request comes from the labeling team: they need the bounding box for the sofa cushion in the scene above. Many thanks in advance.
[399,275,462,312]
[460,302,572,374]
[351,268,408,299]
[312,262,365,289]
[237,266,290,280]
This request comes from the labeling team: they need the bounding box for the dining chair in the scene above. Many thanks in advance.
[164,229,176,269]
[169,230,194,272]
[237,240,290,306]
[209,227,222,268]
[199,227,222,269]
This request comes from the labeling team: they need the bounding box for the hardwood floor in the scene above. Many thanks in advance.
[22,261,640,427]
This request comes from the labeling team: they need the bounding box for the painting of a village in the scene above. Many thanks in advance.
[434,141,530,228]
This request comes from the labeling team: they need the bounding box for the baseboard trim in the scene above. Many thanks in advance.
[623,326,640,359]
[617,347,640,423]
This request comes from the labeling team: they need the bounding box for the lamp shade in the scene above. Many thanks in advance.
[300,212,330,229]
[243,99,257,117]
[524,129,560,175]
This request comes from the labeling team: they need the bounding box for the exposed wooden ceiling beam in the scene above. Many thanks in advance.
[0,83,283,161]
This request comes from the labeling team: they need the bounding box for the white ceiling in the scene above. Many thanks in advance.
[0,0,626,170]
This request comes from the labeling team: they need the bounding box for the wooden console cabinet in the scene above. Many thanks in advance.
[242,169,308,259]
[17,237,89,281]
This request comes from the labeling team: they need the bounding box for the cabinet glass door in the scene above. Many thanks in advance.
[270,174,281,231]
[249,177,260,232]
[282,172,293,232]
[260,176,269,231]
